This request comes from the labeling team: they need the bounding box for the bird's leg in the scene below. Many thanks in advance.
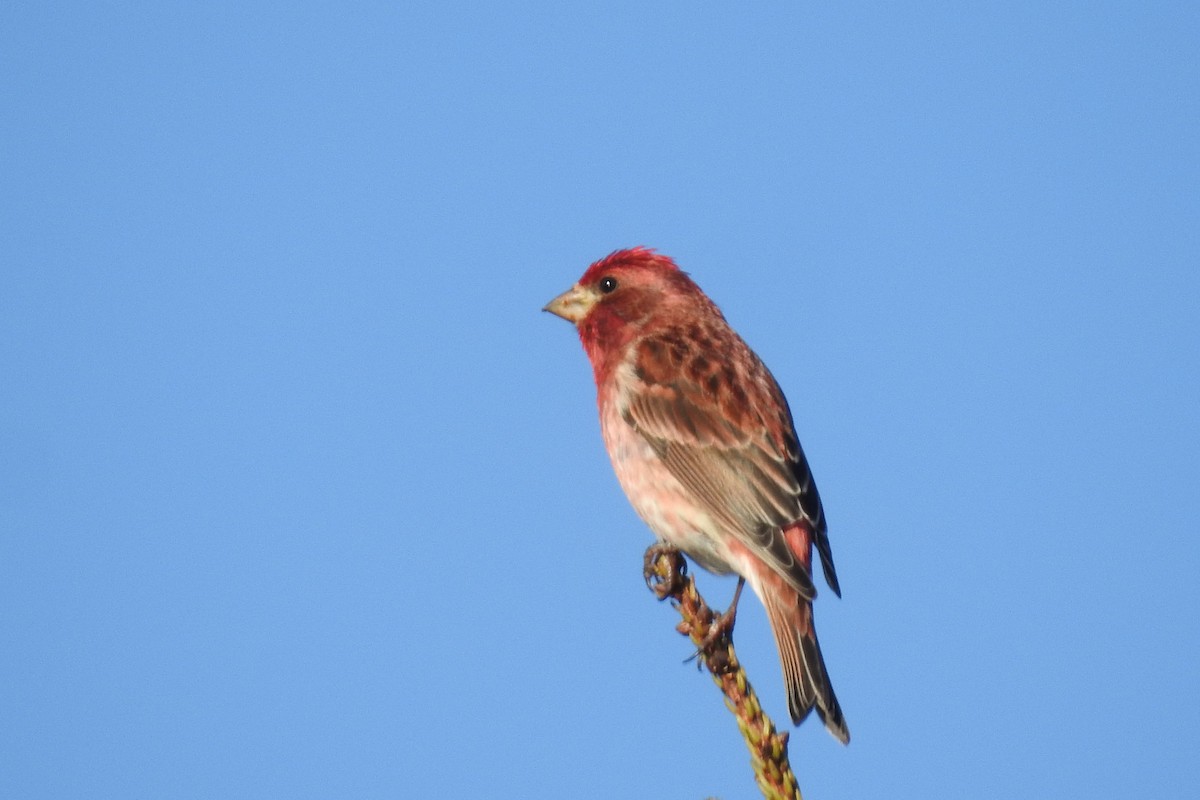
[701,576,745,651]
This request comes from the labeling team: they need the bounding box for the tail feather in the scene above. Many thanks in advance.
[763,591,850,745]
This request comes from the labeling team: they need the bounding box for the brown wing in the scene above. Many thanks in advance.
[622,327,840,599]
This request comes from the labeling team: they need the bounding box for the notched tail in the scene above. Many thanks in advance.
[763,593,850,745]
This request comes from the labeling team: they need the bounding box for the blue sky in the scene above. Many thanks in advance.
[3,2,1198,798]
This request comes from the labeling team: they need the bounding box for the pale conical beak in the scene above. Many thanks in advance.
[542,284,596,324]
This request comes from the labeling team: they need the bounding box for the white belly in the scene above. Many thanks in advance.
[600,401,735,575]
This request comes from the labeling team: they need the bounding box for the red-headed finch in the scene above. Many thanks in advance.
[545,248,849,744]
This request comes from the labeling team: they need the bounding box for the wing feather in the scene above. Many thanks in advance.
[621,331,833,598]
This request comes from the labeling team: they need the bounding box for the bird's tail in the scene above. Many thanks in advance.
[762,590,850,744]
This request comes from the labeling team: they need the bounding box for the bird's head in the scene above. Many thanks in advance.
[544,248,702,377]
[543,247,683,325]
[544,247,700,379]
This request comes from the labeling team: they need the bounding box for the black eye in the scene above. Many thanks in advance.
[599,276,618,294]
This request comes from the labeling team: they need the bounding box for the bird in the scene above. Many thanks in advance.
[544,247,849,744]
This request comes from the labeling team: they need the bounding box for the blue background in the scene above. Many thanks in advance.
[3,3,1198,797]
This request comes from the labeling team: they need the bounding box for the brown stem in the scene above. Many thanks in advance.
[643,544,804,800]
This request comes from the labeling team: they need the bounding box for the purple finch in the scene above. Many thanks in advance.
[545,248,849,744]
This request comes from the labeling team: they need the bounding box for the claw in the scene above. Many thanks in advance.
[643,543,686,600]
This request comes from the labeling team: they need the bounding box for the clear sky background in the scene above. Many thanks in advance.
[3,3,1198,798]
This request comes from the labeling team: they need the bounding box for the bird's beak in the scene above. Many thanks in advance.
[543,283,596,324]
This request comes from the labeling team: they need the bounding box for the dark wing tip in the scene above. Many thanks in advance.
[819,539,843,598]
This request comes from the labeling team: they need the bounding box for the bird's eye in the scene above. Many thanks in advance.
[599,276,618,294]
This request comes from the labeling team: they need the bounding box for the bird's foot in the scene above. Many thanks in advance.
[643,542,686,600]
[689,577,745,673]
